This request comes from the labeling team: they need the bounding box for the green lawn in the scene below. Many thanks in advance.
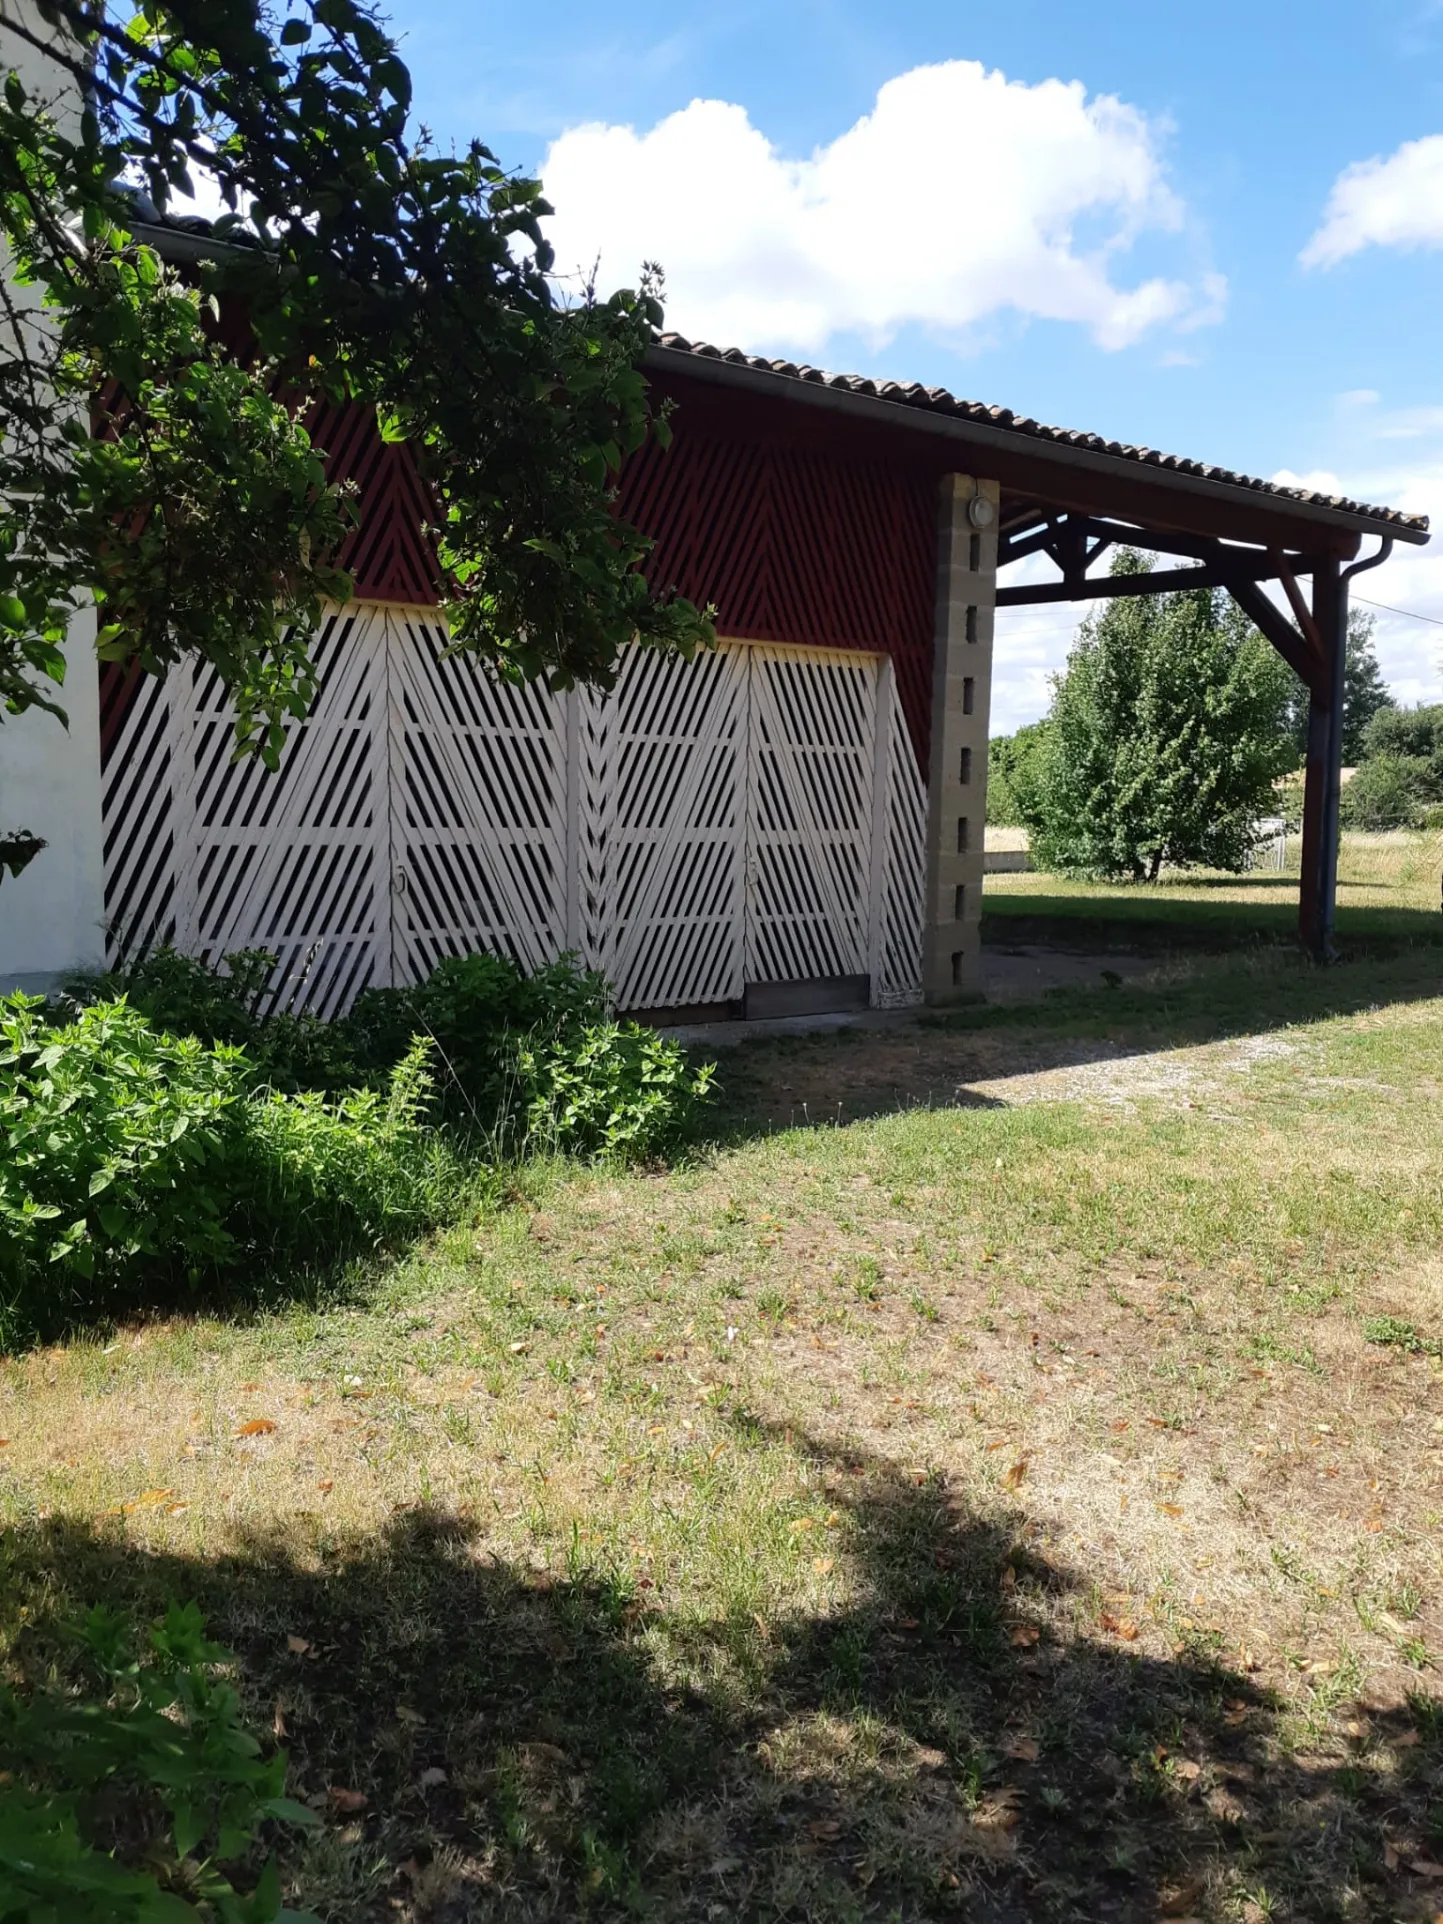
[4,848,1443,1922]
[983,828,1443,952]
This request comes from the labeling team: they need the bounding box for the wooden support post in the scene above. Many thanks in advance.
[1298,553,1345,961]
[923,473,998,1002]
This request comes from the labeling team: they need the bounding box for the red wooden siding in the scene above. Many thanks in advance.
[100,378,943,777]
[618,431,936,774]
[308,400,440,605]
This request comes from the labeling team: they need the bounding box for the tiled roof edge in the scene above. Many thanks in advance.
[653,334,1430,538]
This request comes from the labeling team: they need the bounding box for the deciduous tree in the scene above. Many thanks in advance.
[1022,550,1295,881]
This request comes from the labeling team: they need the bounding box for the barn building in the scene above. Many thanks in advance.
[0,49,1429,1018]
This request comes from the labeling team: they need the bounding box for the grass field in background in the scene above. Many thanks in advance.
[984,829,1443,951]
[3,846,1443,1921]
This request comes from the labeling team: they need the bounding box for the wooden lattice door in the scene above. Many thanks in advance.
[598,644,748,1014]
[171,604,389,1018]
[386,612,569,982]
[743,646,879,996]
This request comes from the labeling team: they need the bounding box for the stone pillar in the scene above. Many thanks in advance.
[922,473,999,1002]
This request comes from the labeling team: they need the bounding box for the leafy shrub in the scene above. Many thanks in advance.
[343,950,609,1125]
[1361,702,1443,768]
[62,949,360,1094]
[0,1599,315,1923]
[519,1021,716,1159]
[229,1040,462,1268]
[0,994,246,1294]
[0,995,460,1338]
[1339,754,1430,831]
[987,723,1052,828]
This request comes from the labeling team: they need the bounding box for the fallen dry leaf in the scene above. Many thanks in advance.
[1157,1502,1184,1518]
[813,1557,835,1574]
[286,1635,311,1656]
[1002,1458,1029,1490]
[117,1488,174,1514]
[417,1766,447,1790]
[1001,1734,1040,1763]
[316,1479,334,1494]
[1157,1875,1205,1915]
[327,1787,368,1813]
[1009,1623,1040,1648]
[234,1418,276,1438]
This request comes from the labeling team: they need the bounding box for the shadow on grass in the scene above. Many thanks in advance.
[4,1429,1438,1922]
[698,942,1443,1140]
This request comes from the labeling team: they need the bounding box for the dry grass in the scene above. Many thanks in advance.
[4,883,1443,1919]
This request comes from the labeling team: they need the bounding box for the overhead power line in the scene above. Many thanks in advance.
[1354,595,1443,630]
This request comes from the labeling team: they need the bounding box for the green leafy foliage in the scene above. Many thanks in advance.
[344,950,609,1129]
[229,1038,460,1271]
[1338,704,1443,831]
[0,1599,316,1922]
[0,0,711,752]
[520,1020,716,1160]
[1021,551,1296,881]
[62,949,360,1094]
[11,948,712,1338]
[986,722,1052,828]
[0,994,455,1338]
[0,992,244,1287]
[1284,609,1395,768]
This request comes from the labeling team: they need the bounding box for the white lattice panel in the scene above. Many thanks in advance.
[102,608,926,1019]
[102,668,176,968]
[176,606,389,1018]
[869,661,926,1009]
[745,646,877,985]
[388,613,569,984]
[602,644,747,1013]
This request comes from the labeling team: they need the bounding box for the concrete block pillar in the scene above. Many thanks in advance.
[922,473,999,1002]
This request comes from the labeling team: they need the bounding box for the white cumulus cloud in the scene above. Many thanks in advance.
[541,61,1223,355]
[1302,133,1443,268]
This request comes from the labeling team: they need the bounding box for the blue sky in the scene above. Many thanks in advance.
[391,0,1443,728]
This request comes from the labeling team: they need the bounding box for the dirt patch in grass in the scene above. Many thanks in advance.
[4,955,1443,1920]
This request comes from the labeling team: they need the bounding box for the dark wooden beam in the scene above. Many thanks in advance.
[1298,555,1345,960]
[997,553,1314,611]
[1218,572,1323,690]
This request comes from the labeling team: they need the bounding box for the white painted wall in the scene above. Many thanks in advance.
[0,1,105,991]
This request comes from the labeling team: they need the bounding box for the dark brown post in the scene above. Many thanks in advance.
[1298,552,1345,961]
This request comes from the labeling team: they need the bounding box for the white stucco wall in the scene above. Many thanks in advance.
[0,1,105,991]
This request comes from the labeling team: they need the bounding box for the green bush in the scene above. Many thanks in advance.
[62,949,360,1094]
[987,724,1052,828]
[1339,754,1429,831]
[229,1040,462,1269]
[18,952,714,1336]
[0,1600,315,1923]
[0,994,246,1292]
[344,949,609,1124]
[520,1020,716,1160]
[0,995,461,1338]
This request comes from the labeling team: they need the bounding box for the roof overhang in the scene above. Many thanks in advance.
[645,342,1428,559]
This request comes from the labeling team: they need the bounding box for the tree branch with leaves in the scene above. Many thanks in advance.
[0,0,710,777]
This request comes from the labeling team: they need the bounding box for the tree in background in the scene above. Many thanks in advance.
[0,0,710,767]
[986,721,1052,827]
[1284,608,1394,767]
[1340,703,1443,830]
[1019,550,1295,881]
